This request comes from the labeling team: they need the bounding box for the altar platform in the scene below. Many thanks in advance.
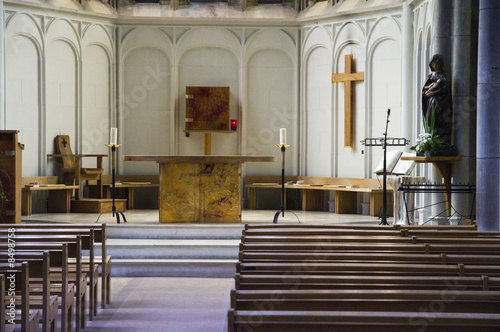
[21,209,384,226]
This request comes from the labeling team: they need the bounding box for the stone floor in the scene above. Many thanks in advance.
[83,277,234,332]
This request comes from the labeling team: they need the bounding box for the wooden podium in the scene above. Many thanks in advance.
[0,130,23,223]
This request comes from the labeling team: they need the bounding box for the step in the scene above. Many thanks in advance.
[111,258,237,278]
[100,239,240,259]
[107,224,244,239]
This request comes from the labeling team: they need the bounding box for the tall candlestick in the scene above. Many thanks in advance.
[279,128,286,146]
[110,127,117,145]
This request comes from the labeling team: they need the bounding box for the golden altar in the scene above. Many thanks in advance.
[123,155,276,222]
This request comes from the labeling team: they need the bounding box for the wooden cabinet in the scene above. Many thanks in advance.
[0,130,23,223]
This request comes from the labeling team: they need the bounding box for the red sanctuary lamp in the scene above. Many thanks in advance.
[230,119,238,131]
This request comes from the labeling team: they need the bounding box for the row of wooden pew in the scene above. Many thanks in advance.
[228,223,500,331]
[0,223,111,332]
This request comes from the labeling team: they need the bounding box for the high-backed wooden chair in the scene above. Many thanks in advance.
[48,135,107,200]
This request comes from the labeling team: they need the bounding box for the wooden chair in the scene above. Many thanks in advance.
[48,135,107,200]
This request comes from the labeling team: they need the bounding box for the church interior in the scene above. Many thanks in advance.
[1,0,500,331]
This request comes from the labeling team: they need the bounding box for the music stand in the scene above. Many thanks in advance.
[361,109,409,225]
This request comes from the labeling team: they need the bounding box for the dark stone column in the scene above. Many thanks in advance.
[451,0,477,218]
[433,0,453,72]
[477,0,500,230]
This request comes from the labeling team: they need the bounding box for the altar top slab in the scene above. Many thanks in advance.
[123,155,277,164]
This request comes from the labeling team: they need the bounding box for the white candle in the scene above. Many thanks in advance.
[280,128,287,146]
[110,128,117,145]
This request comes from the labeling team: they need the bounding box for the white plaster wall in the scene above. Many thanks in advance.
[333,23,366,178]
[300,9,404,179]
[4,13,43,176]
[243,29,298,176]
[304,45,332,176]
[4,0,411,185]
[121,47,171,174]
[82,45,111,172]
[178,47,239,156]
[3,4,116,179]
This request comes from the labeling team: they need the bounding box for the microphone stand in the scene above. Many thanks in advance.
[361,109,409,226]
[380,110,390,225]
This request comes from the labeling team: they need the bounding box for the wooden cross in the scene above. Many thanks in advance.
[332,54,364,148]
[62,138,68,148]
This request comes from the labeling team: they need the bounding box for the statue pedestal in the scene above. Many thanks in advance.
[401,156,461,216]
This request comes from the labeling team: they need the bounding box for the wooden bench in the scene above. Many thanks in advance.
[228,310,500,332]
[0,234,88,331]
[244,223,478,231]
[245,175,393,217]
[235,274,500,291]
[21,176,79,215]
[0,223,111,310]
[0,248,75,332]
[1,231,97,323]
[88,174,159,209]
[0,262,41,332]
[0,254,58,332]
[230,288,500,313]
[0,242,78,332]
[229,223,500,331]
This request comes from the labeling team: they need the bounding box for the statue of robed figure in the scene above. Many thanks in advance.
[422,54,452,145]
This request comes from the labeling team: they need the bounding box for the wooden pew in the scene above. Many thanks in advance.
[239,242,500,255]
[241,234,500,245]
[0,236,86,331]
[0,262,41,332]
[243,223,478,231]
[1,274,17,332]
[234,274,500,291]
[0,247,74,332]
[228,310,500,332]
[0,223,111,309]
[0,254,58,332]
[239,251,500,265]
[230,223,500,331]
[230,289,500,313]
[0,229,98,320]
[237,261,500,277]
[242,228,497,238]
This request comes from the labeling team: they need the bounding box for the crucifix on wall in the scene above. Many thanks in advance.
[332,54,364,148]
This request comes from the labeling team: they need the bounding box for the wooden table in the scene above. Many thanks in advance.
[123,155,276,222]
[400,156,462,215]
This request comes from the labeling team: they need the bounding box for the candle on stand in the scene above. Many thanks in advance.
[110,127,117,145]
[279,128,287,146]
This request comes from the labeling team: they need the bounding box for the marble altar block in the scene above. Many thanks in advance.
[123,156,276,222]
